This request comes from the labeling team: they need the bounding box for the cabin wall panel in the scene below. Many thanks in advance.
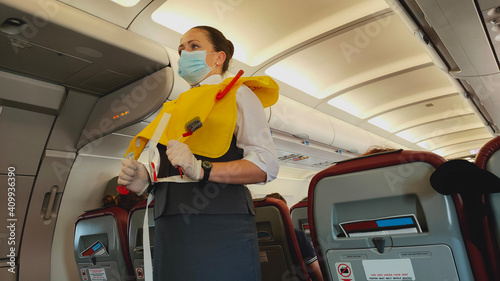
[51,133,132,281]
[18,150,76,281]
[0,106,54,175]
[0,175,33,260]
[46,90,99,152]
[0,267,16,281]
[0,70,66,115]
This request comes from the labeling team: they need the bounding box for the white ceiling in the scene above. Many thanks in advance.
[54,0,500,159]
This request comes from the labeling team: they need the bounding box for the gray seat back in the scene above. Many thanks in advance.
[290,201,311,243]
[254,198,310,281]
[74,206,134,281]
[308,150,475,281]
[128,200,155,281]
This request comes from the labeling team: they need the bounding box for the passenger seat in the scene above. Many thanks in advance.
[308,150,485,281]
[128,200,155,281]
[254,197,311,281]
[475,136,500,280]
[74,206,135,281]
[290,201,311,243]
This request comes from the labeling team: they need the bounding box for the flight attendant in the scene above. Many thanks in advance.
[118,26,279,281]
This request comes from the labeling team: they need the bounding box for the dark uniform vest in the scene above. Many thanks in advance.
[153,135,255,219]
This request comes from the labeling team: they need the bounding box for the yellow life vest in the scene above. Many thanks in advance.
[125,76,279,159]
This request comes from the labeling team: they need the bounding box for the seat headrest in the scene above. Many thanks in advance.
[430,159,500,195]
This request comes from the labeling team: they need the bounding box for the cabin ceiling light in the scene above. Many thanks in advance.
[327,96,361,117]
[0,18,27,35]
[490,17,500,33]
[110,0,141,7]
[265,64,319,98]
[395,131,417,143]
[368,117,392,132]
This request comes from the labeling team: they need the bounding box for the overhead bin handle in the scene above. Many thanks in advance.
[41,186,59,221]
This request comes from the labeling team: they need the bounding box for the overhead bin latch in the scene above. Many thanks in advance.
[372,237,386,254]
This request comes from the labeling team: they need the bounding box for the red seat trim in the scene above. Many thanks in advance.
[476,136,500,169]
[290,201,308,213]
[475,136,500,281]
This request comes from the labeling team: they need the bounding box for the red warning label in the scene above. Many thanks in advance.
[335,262,355,281]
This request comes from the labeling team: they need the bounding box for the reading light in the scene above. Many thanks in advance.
[490,18,500,33]
[487,7,500,17]
[0,18,27,35]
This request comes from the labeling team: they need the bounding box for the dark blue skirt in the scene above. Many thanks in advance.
[153,213,261,281]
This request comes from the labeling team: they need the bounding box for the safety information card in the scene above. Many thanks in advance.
[362,259,416,280]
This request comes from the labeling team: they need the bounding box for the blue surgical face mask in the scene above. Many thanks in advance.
[177,50,216,85]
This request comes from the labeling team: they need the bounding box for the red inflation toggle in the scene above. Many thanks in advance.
[117,185,129,195]
[216,70,244,100]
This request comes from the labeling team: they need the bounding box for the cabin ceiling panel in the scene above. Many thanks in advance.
[478,0,500,78]
[265,13,431,100]
[0,34,92,82]
[477,0,500,10]
[432,138,492,158]
[462,75,500,132]
[367,94,472,133]
[151,0,389,66]
[417,127,492,151]
[326,66,456,119]
[58,0,152,29]
[0,0,168,95]
[416,0,498,76]
[396,114,485,143]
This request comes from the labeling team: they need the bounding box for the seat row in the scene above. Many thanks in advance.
[74,136,500,281]
[290,136,500,281]
[74,194,312,281]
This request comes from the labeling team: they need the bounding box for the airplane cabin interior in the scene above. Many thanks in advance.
[1,0,500,280]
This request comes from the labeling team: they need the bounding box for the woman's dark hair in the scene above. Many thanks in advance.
[192,26,234,74]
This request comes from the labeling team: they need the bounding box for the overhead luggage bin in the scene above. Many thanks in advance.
[128,200,155,281]
[254,197,311,281]
[74,206,134,281]
[308,150,479,281]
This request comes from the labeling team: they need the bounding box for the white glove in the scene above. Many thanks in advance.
[167,140,202,180]
[117,158,150,194]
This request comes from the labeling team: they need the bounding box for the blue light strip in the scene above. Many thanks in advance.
[376,217,414,227]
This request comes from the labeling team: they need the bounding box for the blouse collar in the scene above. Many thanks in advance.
[198,74,223,86]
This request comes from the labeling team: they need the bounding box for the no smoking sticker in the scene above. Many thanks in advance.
[335,262,355,281]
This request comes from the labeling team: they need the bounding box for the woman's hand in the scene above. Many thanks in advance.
[117,158,150,194]
[167,140,202,180]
